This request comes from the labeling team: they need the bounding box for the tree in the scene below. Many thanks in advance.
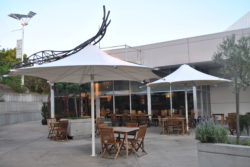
[213,35,250,143]
[0,48,49,93]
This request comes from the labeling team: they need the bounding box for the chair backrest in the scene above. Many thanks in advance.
[47,118,57,128]
[96,117,105,124]
[99,127,116,144]
[58,120,68,133]
[135,125,147,140]
[130,114,138,122]
[157,116,162,126]
[98,123,109,129]
[126,122,138,127]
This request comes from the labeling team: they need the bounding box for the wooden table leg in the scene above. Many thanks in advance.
[182,121,184,135]
[125,133,129,158]
[162,121,165,134]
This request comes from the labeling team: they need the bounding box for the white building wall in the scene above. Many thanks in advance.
[107,27,250,116]
[209,85,250,116]
[108,28,250,68]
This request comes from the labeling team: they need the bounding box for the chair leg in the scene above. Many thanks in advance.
[114,143,122,159]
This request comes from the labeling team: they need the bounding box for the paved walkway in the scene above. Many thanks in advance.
[0,121,198,167]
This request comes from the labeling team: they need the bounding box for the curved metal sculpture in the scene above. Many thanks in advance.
[14,6,111,68]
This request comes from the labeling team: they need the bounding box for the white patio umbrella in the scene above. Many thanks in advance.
[147,64,230,131]
[10,44,158,156]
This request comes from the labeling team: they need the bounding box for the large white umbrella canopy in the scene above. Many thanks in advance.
[10,44,158,156]
[11,45,156,83]
[148,64,230,131]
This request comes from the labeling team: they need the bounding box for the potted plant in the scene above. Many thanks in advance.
[41,102,49,125]
[195,120,250,167]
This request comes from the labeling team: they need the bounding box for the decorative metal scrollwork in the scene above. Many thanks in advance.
[14,6,111,68]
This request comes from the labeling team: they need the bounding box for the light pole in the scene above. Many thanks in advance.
[8,11,36,86]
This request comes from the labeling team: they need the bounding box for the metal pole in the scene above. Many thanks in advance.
[21,26,24,86]
[129,81,132,114]
[90,75,96,156]
[49,82,55,118]
[185,89,189,132]
[112,81,116,114]
[147,86,152,120]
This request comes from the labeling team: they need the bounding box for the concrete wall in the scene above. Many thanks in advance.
[210,84,250,116]
[197,143,250,167]
[0,93,48,126]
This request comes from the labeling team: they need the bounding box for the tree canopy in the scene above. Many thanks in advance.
[0,48,49,93]
[213,34,250,142]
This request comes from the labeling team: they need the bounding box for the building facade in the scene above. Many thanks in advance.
[105,27,250,117]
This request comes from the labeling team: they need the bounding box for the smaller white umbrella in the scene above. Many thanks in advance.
[148,64,230,131]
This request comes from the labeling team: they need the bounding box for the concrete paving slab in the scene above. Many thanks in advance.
[0,121,198,167]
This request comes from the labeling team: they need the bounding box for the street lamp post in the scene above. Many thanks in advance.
[8,11,36,86]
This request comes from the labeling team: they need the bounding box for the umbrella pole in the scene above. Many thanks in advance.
[129,81,132,114]
[170,84,173,117]
[147,86,152,120]
[49,82,55,118]
[90,75,96,156]
[185,89,189,132]
[112,81,116,114]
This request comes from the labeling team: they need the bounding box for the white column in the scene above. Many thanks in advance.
[90,75,96,156]
[96,96,100,118]
[185,89,189,132]
[49,82,55,118]
[129,81,132,114]
[200,86,204,117]
[193,86,198,120]
[147,86,152,120]
[192,86,198,111]
[112,81,116,114]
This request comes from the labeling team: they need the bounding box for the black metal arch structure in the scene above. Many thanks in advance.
[14,6,111,68]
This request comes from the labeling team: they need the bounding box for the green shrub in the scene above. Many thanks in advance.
[243,140,250,146]
[195,120,228,143]
[41,102,49,119]
[240,115,250,135]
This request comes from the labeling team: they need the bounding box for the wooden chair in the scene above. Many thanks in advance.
[189,112,195,128]
[110,114,119,126]
[54,120,69,141]
[47,118,57,138]
[122,114,130,126]
[99,127,122,159]
[128,125,148,156]
[166,119,183,134]
[227,113,236,135]
[130,114,138,124]
[96,117,105,134]
[138,114,148,125]
[158,116,164,134]
[126,122,139,138]
[126,122,138,127]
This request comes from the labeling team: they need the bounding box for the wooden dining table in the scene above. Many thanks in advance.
[161,117,185,135]
[112,127,139,158]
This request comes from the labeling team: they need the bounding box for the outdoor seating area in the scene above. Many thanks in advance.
[47,116,149,159]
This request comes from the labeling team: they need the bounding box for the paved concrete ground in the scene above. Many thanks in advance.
[0,121,199,167]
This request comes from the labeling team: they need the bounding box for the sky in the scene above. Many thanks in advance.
[0,0,250,56]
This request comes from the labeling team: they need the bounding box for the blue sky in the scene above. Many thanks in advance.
[0,0,250,56]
